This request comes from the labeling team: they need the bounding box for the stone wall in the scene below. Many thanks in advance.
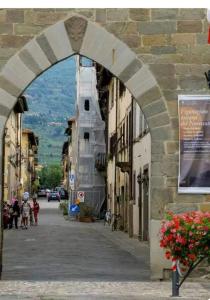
[0,8,210,278]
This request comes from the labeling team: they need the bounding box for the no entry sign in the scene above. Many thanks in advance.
[77,191,85,202]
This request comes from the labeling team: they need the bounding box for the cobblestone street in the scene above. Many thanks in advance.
[1,199,209,299]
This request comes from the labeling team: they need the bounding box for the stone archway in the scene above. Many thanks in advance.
[0,14,174,279]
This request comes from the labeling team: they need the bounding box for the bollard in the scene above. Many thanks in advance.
[172,268,179,297]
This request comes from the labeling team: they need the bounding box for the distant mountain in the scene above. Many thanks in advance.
[23,56,76,165]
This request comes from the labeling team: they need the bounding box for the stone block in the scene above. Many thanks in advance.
[166,177,178,187]
[96,9,106,23]
[64,16,88,53]
[151,162,162,176]
[151,125,173,141]
[149,63,175,77]
[2,55,36,91]
[0,35,31,48]
[19,49,42,75]
[0,10,6,23]
[136,86,162,108]
[178,8,205,20]
[142,34,168,47]
[151,46,176,55]
[150,219,171,280]
[126,65,157,101]
[6,9,24,23]
[152,53,184,64]
[0,104,10,117]
[14,24,45,35]
[138,21,176,35]
[118,58,142,83]
[25,11,67,25]
[0,88,17,111]
[74,9,94,20]
[177,21,202,33]
[156,76,178,90]
[150,188,172,219]
[0,24,13,34]
[121,35,141,49]
[0,76,21,97]
[175,64,190,75]
[178,75,206,90]
[129,9,150,21]
[23,39,51,71]
[106,22,138,36]
[36,34,57,65]
[196,33,207,44]
[151,141,165,154]
[151,9,178,20]
[45,21,73,61]
[174,194,206,203]
[107,9,129,21]
[80,20,137,80]
[143,99,167,118]
[166,203,199,213]
[199,203,210,212]
[161,161,178,177]
[171,33,196,46]
[147,112,170,128]
[165,141,179,154]
[0,48,17,60]
[151,176,165,187]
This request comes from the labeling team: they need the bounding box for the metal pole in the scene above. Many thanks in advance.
[172,268,179,297]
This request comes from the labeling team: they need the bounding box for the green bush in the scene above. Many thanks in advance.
[79,203,94,217]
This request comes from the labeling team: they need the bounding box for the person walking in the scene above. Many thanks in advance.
[32,196,40,226]
[21,199,31,229]
[12,200,20,229]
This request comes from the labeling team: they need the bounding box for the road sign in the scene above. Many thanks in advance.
[77,191,85,202]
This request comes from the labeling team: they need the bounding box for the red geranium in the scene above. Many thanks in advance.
[160,211,210,270]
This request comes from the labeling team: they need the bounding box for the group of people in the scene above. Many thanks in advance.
[3,193,40,230]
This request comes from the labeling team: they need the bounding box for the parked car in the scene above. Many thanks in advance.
[37,189,46,197]
[47,191,60,202]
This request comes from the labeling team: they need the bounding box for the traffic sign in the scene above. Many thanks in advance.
[77,191,85,202]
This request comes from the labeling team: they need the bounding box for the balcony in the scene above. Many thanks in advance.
[95,153,106,171]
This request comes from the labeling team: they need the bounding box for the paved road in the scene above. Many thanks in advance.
[0,199,209,299]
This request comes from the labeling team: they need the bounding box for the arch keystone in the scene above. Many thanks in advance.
[64,15,88,53]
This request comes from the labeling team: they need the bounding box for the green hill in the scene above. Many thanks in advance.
[23,56,76,166]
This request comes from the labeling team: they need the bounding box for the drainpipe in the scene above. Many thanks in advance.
[114,79,118,214]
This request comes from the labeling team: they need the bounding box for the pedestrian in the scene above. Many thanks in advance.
[3,203,9,229]
[12,200,20,229]
[21,198,31,229]
[104,209,112,226]
[8,204,14,229]
[32,196,40,226]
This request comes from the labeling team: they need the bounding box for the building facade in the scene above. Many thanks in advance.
[3,96,28,203]
[21,129,39,196]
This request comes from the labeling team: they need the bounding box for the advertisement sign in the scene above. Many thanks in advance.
[178,95,210,193]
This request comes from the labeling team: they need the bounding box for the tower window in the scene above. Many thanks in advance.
[84,99,90,111]
[84,132,89,140]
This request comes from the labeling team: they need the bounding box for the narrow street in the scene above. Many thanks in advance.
[0,199,209,299]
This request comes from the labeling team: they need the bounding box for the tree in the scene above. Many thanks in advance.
[38,164,62,189]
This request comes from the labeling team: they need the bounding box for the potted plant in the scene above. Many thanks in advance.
[78,203,95,222]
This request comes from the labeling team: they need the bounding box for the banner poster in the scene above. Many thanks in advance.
[178,95,210,193]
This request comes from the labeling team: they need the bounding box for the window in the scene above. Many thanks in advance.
[84,132,89,140]
[84,99,90,111]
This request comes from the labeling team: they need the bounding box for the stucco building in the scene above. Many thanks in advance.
[21,128,39,196]
[3,96,28,203]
